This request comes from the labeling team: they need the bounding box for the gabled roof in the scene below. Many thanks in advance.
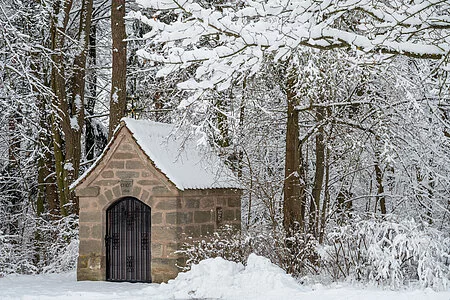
[73,118,241,190]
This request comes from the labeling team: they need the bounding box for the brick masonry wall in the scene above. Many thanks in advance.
[179,189,242,240]
[76,126,242,283]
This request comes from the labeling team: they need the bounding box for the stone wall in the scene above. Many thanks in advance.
[76,127,242,283]
[179,189,241,240]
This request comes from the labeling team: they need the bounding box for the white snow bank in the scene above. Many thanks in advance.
[1,254,449,300]
[150,254,303,299]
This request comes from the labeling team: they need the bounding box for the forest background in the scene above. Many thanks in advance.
[0,0,449,290]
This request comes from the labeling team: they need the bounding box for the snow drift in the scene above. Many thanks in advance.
[1,254,450,300]
[146,254,304,299]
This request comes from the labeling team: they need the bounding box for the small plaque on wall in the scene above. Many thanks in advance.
[120,180,133,194]
[216,207,223,224]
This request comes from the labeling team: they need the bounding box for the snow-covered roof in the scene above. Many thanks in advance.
[73,118,241,191]
[124,118,240,190]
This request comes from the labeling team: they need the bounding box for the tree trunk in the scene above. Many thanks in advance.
[319,143,330,243]
[50,0,96,215]
[86,24,97,161]
[309,106,325,237]
[50,0,73,216]
[374,156,386,215]
[7,107,21,168]
[319,107,332,243]
[37,95,50,216]
[66,0,94,214]
[108,0,127,138]
[283,69,306,233]
[216,97,230,148]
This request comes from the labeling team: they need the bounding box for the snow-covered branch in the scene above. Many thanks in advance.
[132,0,449,93]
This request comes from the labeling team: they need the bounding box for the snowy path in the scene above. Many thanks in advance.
[1,255,449,300]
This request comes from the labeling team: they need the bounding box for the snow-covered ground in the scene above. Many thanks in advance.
[1,254,449,300]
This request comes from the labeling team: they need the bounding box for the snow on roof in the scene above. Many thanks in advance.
[73,118,241,190]
[123,118,240,190]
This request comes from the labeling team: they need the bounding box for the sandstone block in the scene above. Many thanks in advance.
[126,160,145,169]
[152,185,170,194]
[79,225,90,239]
[80,211,101,222]
[112,185,121,198]
[185,198,200,209]
[78,239,102,255]
[152,226,177,241]
[155,198,177,210]
[106,161,124,169]
[228,197,241,207]
[91,224,102,239]
[216,198,227,206]
[93,180,119,187]
[132,186,142,197]
[76,187,100,197]
[137,180,160,186]
[116,171,139,179]
[118,143,133,151]
[200,198,214,208]
[151,243,163,257]
[105,190,114,201]
[98,194,108,206]
[77,266,103,281]
[166,212,193,224]
[194,210,212,223]
[113,152,137,159]
[101,171,114,178]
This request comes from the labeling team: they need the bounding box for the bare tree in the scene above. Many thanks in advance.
[108,0,127,138]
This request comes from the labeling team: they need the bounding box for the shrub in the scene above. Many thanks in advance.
[320,216,450,290]
[38,215,79,273]
[0,214,79,276]
[177,225,318,278]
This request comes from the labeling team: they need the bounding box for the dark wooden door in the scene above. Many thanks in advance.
[106,197,151,282]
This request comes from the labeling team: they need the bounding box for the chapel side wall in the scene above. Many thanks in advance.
[76,130,182,283]
[77,188,103,281]
[172,189,242,268]
[177,188,242,240]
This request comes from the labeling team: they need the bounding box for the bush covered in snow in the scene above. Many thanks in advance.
[176,218,450,290]
[0,229,38,276]
[37,215,79,274]
[177,225,249,269]
[320,216,450,290]
[0,214,79,276]
[177,225,318,278]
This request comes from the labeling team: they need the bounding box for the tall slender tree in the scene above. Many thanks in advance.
[108,0,127,138]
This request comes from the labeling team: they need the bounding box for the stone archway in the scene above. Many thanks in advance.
[105,197,151,282]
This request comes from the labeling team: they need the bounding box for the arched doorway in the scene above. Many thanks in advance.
[106,197,151,282]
